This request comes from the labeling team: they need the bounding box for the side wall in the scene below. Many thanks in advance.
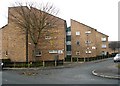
[2,24,26,62]
[71,19,109,58]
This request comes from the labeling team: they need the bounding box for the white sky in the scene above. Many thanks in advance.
[0,0,119,41]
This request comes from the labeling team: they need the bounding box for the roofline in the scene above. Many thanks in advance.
[0,24,8,29]
[8,6,66,23]
[30,7,66,22]
[71,19,109,37]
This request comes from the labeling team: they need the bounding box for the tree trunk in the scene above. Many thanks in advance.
[33,44,38,61]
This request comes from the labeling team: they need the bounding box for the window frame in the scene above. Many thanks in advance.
[76,41,80,45]
[76,51,80,55]
[101,37,107,42]
[85,31,91,34]
[36,50,42,57]
[45,36,52,39]
[76,31,80,35]
[102,44,107,48]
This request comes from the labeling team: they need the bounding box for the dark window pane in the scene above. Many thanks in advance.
[66,36,71,41]
[67,45,71,51]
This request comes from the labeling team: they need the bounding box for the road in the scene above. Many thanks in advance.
[1,58,119,84]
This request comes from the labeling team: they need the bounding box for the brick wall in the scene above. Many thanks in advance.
[1,6,66,62]
[71,19,109,58]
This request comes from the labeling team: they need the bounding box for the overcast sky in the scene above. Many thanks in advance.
[0,0,119,41]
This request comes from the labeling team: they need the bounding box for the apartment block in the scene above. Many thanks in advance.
[0,6,66,62]
[0,6,109,63]
[66,19,109,59]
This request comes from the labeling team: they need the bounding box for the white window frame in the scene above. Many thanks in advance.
[49,50,63,54]
[49,50,58,54]
[58,50,63,54]
[45,36,51,39]
[92,46,96,49]
[85,31,91,34]
[76,51,80,55]
[76,31,80,35]
[102,44,107,48]
[86,51,91,54]
[101,37,107,42]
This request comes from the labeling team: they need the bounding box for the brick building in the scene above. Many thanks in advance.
[0,7,110,63]
[0,6,66,62]
[66,19,109,60]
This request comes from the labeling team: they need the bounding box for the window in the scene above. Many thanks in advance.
[67,31,71,36]
[92,46,96,49]
[58,50,63,54]
[49,50,58,54]
[76,31,80,35]
[66,27,71,32]
[5,51,8,56]
[101,37,106,42]
[76,41,80,45]
[49,50,63,54]
[45,36,51,39]
[45,22,51,26]
[85,40,91,44]
[86,51,91,54]
[66,36,71,41]
[66,41,71,45]
[101,51,107,55]
[67,51,71,55]
[67,45,71,51]
[102,44,107,48]
[76,51,80,55]
[36,50,42,57]
[85,31,91,34]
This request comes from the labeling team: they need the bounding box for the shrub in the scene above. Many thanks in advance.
[117,64,120,69]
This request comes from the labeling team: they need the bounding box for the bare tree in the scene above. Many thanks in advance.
[9,2,59,62]
[109,41,120,53]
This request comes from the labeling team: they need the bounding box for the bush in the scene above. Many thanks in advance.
[117,64,120,69]
[3,62,43,68]
[2,59,11,63]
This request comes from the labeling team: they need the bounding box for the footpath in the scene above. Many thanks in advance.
[92,63,120,79]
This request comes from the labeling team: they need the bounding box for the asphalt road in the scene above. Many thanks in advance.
[1,58,119,84]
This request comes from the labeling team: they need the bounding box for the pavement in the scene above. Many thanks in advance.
[2,59,120,80]
[92,63,120,79]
